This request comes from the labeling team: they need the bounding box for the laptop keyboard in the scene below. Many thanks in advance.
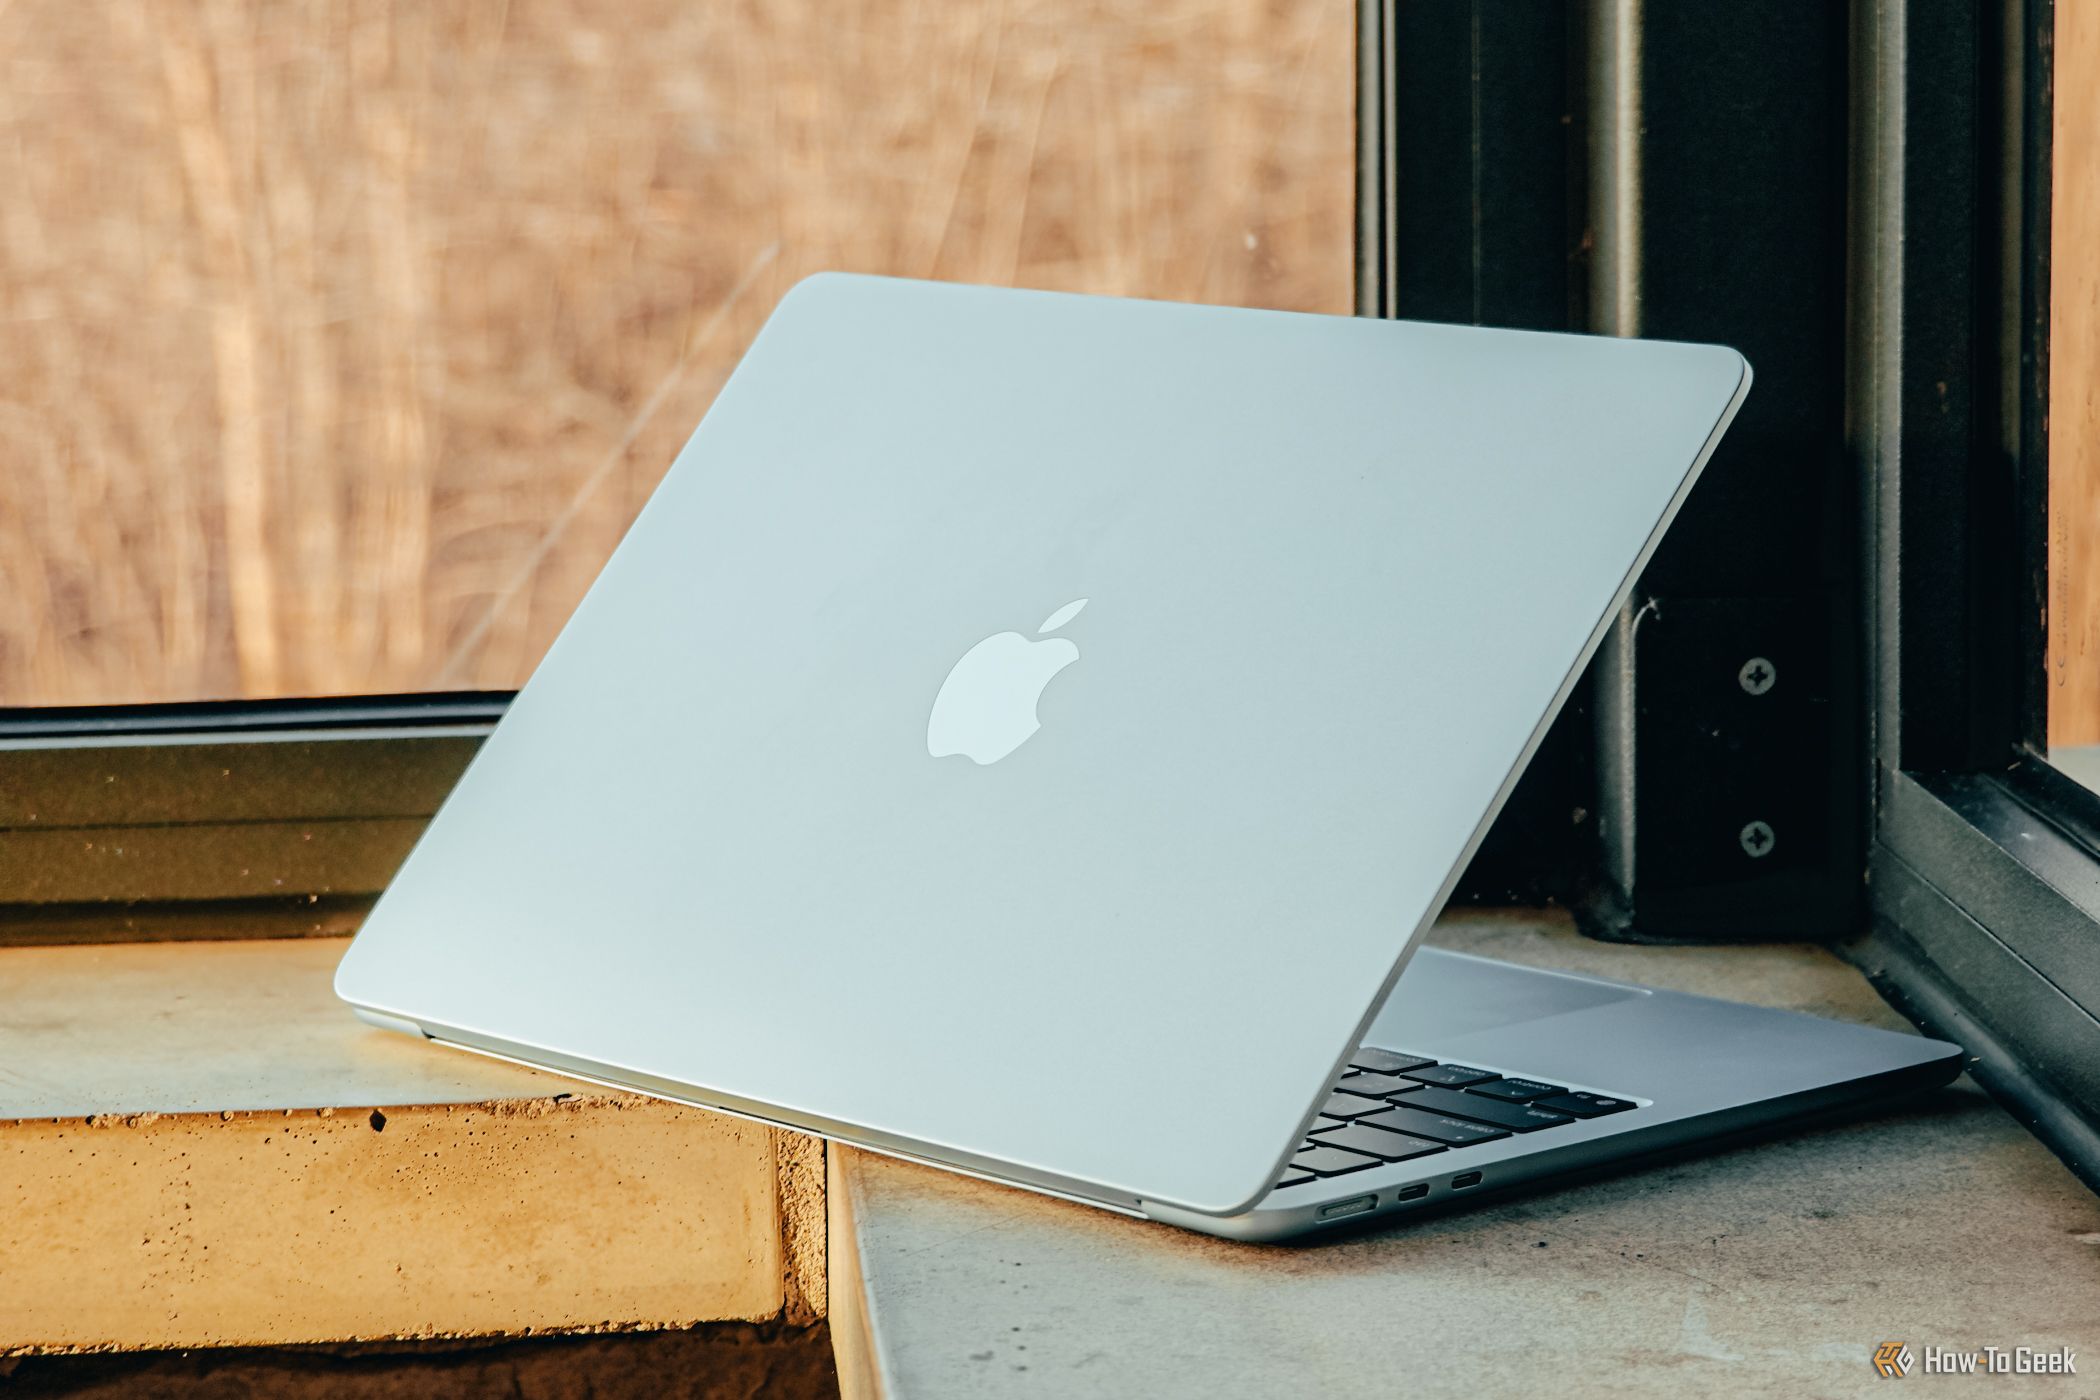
[1277,1048,1636,1190]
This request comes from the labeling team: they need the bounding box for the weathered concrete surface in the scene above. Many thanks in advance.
[0,937,825,1352]
[831,911,2100,1400]
[0,937,554,1118]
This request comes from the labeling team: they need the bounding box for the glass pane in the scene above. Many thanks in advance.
[2,2,1351,707]
[2052,3,2100,788]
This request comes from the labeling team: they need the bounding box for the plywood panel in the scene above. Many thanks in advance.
[2051,4,2100,745]
[0,0,1351,707]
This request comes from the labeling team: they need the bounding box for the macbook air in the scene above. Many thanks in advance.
[335,274,1963,1240]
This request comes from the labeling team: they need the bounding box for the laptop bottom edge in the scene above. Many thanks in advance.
[349,1007,1150,1219]
[345,997,1963,1245]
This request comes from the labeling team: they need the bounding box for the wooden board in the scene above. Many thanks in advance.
[0,0,1351,707]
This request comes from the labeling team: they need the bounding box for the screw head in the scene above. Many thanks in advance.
[1739,820,1776,858]
[1738,657,1777,695]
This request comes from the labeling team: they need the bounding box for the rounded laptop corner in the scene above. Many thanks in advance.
[349,1005,430,1039]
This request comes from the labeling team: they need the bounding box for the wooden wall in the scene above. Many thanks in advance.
[0,0,1351,707]
[2052,4,2100,746]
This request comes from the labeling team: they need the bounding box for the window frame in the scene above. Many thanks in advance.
[1853,0,2100,1187]
[1,696,499,942]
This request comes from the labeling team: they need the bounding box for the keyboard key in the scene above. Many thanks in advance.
[1292,1144,1381,1177]
[1321,1092,1395,1120]
[1349,1048,1434,1075]
[1332,1072,1419,1099]
[1468,1077,1566,1103]
[1403,1063,1499,1088]
[1533,1091,1636,1118]
[1275,1169,1316,1189]
[1355,1104,1509,1146]
[1309,1121,1448,1162]
[1403,1085,1571,1131]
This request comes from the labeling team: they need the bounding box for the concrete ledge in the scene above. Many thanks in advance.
[828,912,2100,1400]
[0,937,824,1353]
[827,1141,884,1400]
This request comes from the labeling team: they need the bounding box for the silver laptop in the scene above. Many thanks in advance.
[335,274,1962,1241]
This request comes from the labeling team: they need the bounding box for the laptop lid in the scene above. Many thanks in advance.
[335,274,1748,1218]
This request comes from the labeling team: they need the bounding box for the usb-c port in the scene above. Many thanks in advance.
[1451,1171,1483,1189]
[1398,1182,1430,1201]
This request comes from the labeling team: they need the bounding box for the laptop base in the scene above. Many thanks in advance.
[1145,948,1963,1241]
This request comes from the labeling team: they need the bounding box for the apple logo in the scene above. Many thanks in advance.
[926,599,1089,765]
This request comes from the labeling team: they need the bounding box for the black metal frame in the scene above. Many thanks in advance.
[1851,0,2100,1186]
[1595,0,1861,943]
[1362,1,1863,936]
[1357,0,2098,1181]
[1356,1,1600,908]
